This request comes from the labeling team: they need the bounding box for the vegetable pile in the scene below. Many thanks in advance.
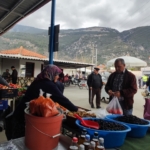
[0,84,21,89]
[115,115,149,125]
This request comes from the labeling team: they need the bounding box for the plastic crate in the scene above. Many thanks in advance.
[105,114,150,138]
[0,100,8,110]
[0,89,18,98]
[76,118,131,149]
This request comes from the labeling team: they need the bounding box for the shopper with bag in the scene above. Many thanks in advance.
[105,58,137,115]
[87,66,103,108]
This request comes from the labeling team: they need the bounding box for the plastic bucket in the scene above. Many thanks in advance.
[76,118,131,149]
[25,108,63,150]
[105,114,150,138]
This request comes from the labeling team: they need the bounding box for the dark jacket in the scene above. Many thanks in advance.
[13,79,78,121]
[105,69,137,109]
[87,72,103,89]
[11,69,18,79]
[146,77,150,86]
[55,81,64,94]
[0,75,9,86]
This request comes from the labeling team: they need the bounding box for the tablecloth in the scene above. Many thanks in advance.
[121,129,150,150]
[1,132,150,150]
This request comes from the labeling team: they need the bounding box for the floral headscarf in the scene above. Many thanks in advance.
[36,65,62,81]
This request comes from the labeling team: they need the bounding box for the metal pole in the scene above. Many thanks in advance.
[95,46,97,66]
[49,0,56,64]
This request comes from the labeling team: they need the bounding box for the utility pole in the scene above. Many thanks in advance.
[95,45,97,66]
[49,0,56,64]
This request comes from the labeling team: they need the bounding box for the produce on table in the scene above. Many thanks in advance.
[115,115,149,125]
[0,83,21,89]
[0,84,9,89]
[9,83,21,88]
[18,87,27,96]
[88,119,126,131]
[67,111,96,118]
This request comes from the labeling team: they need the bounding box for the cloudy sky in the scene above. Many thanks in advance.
[19,0,150,31]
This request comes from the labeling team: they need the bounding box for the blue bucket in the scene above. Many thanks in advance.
[105,114,150,138]
[76,118,131,149]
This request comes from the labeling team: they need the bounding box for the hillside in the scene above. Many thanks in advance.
[0,24,150,65]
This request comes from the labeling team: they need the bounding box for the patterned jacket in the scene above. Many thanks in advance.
[105,69,137,109]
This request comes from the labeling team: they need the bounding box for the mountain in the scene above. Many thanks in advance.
[9,24,47,34]
[1,24,150,65]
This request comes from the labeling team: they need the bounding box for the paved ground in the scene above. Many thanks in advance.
[0,85,145,143]
[64,85,145,118]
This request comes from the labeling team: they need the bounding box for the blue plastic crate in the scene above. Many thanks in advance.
[105,114,150,138]
[76,118,131,149]
[0,100,8,110]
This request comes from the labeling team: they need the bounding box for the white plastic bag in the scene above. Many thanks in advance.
[88,108,110,119]
[106,97,123,115]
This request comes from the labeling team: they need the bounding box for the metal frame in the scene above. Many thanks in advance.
[0,0,51,35]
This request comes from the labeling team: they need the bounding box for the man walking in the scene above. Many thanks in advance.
[87,66,103,108]
[105,58,137,115]
[11,66,18,84]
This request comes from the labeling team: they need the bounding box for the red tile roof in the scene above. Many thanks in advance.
[0,46,46,59]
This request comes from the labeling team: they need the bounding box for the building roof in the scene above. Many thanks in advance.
[107,56,147,67]
[0,0,51,35]
[0,46,46,59]
[0,47,94,68]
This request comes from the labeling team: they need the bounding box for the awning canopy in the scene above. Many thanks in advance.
[45,60,94,69]
[107,56,147,67]
[0,0,51,35]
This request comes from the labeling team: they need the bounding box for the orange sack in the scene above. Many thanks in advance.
[40,94,59,117]
[29,89,45,116]
[29,90,59,117]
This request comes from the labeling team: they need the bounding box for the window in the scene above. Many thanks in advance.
[25,62,35,77]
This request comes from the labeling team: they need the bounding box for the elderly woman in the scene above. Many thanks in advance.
[6,65,80,140]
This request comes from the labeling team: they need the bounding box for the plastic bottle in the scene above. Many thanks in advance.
[78,129,87,145]
[83,134,90,150]
[79,144,85,150]
[69,137,79,150]
[96,138,105,150]
[92,132,99,146]
[89,141,96,150]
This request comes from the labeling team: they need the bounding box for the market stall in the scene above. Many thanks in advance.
[0,122,150,150]
[1,91,150,150]
[0,84,26,112]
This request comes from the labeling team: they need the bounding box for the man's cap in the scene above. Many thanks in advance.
[11,66,15,68]
[94,66,100,70]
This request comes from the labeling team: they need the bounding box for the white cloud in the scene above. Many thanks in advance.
[18,0,150,31]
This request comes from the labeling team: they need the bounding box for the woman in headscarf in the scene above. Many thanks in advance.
[5,65,79,140]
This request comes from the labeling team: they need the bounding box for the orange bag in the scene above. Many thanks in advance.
[29,89,45,116]
[40,94,59,117]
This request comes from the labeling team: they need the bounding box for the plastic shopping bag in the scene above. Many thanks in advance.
[144,98,150,120]
[106,97,123,115]
[29,90,59,117]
